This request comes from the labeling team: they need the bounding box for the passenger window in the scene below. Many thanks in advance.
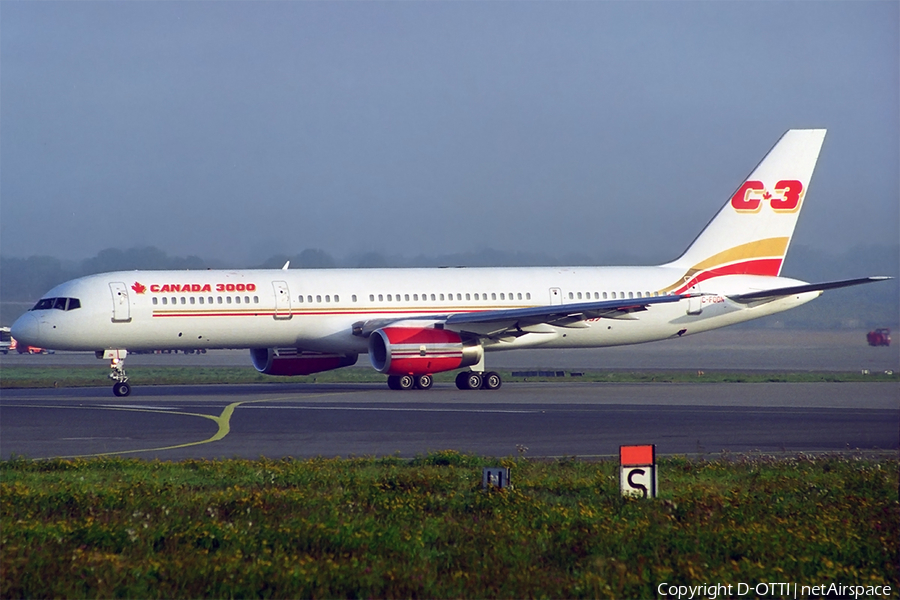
[369,294,375,302]
[162,297,167,305]
[568,292,574,300]
[325,295,330,303]
[218,297,223,304]
[316,295,322,302]
[629,292,634,299]
[413,294,418,301]
[244,296,250,304]
[526,293,531,300]
[431,294,436,301]
[171,297,177,305]
[226,297,232,304]
[153,297,159,305]
[253,296,259,303]
[235,296,241,304]
[209,297,215,304]
[517,293,522,300]
[334,295,339,302]
[298,296,304,303]
[603,292,608,299]
[307,295,313,303]
[387,294,392,302]
[439,294,444,301]
[466,293,471,301]
[190,297,196,305]
[474,293,479,300]
[405,294,410,301]
[492,293,496,300]
[500,293,505,300]
[611,292,616,299]
[378,294,383,302]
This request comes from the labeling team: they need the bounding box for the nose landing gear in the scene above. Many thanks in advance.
[99,349,131,396]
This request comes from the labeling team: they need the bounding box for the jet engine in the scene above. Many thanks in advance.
[368,326,482,375]
[250,348,358,376]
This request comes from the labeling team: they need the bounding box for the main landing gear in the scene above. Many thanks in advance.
[455,371,502,391]
[387,374,433,390]
[385,371,502,391]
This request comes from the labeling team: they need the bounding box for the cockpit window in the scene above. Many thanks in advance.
[31,297,81,311]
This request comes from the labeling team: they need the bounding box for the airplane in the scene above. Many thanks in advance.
[10,129,889,397]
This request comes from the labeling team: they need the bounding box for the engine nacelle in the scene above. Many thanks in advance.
[250,348,358,376]
[369,326,483,376]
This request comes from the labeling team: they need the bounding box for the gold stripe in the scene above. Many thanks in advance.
[690,237,789,272]
[657,237,789,293]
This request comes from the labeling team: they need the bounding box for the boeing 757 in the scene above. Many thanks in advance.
[10,129,888,396]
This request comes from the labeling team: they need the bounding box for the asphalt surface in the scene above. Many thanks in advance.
[2,329,897,460]
[1,381,896,460]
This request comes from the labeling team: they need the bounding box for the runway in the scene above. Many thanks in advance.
[2,382,897,460]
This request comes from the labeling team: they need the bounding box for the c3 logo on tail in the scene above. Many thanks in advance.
[731,180,803,213]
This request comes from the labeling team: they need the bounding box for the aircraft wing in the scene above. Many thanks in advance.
[727,276,891,304]
[442,294,687,337]
[353,294,687,339]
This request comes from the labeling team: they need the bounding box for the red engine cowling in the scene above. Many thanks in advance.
[368,327,482,376]
[250,348,358,376]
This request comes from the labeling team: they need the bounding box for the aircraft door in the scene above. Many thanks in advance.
[109,282,132,323]
[273,281,292,320]
[549,288,562,305]
[686,282,703,315]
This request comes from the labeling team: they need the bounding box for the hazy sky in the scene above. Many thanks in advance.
[2,1,897,266]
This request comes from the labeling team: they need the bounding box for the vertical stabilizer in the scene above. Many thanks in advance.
[662,129,826,293]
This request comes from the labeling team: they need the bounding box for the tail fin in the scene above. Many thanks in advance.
[663,129,826,292]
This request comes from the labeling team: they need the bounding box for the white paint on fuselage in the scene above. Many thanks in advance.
[14,266,817,355]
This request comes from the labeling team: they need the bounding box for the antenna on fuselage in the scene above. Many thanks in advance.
[282,261,290,270]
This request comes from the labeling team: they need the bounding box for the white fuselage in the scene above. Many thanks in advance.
[13,265,819,360]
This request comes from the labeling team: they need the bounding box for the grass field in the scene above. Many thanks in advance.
[1,452,897,599]
[2,365,898,389]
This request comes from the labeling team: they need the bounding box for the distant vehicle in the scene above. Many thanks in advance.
[3,330,53,355]
[867,328,891,347]
[0,327,11,354]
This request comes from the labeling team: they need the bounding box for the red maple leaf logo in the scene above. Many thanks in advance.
[762,191,772,200]
[132,282,147,294]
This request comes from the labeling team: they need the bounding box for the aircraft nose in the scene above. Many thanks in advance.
[10,313,42,346]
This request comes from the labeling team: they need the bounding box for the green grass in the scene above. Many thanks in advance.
[1,453,897,599]
[2,365,898,389]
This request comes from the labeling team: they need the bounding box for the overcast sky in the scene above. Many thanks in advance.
[1,1,897,266]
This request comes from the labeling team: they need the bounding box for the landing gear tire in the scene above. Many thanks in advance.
[456,371,483,390]
[482,371,502,390]
[415,374,433,390]
[113,381,131,397]
[387,375,416,390]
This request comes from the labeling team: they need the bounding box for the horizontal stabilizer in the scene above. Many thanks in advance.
[727,276,891,303]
